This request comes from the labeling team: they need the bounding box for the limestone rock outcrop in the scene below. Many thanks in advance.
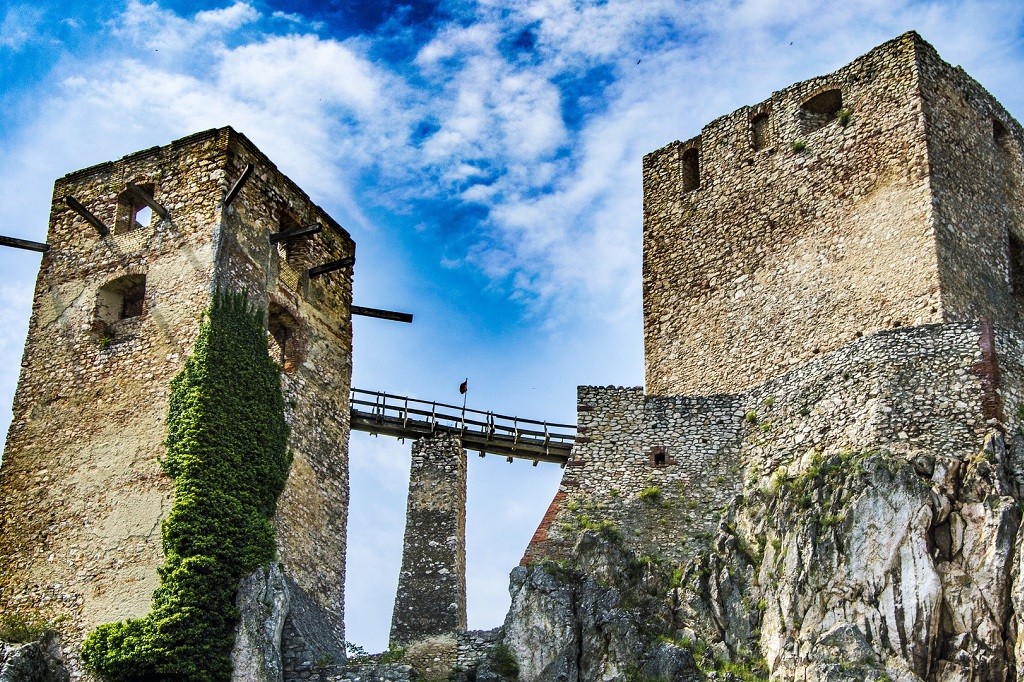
[231,563,291,682]
[502,532,701,681]
[496,431,1024,681]
[0,633,69,682]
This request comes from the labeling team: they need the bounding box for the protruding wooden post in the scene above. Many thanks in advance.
[0,235,49,253]
[223,163,253,207]
[126,183,169,219]
[351,306,413,323]
[308,255,355,278]
[64,196,109,236]
[269,224,322,244]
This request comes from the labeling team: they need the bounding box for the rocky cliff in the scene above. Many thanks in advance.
[480,430,1024,681]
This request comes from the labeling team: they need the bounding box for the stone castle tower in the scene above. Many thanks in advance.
[525,31,1024,574]
[643,31,1024,396]
[0,127,354,675]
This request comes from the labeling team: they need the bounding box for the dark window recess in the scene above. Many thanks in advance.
[800,89,843,135]
[278,211,309,265]
[1010,231,1024,295]
[96,274,147,325]
[268,304,302,373]
[121,280,146,319]
[994,118,1011,151]
[751,112,772,151]
[649,445,669,466]
[681,147,700,192]
[115,183,156,233]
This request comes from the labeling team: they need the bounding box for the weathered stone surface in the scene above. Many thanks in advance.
[391,434,467,649]
[504,532,696,682]
[231,563,290,682]
[0,634,70,682]
[329,664,416,681]
[643,30,1024,398]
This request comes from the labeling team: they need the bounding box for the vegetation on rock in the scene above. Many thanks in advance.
[81,291,290,681]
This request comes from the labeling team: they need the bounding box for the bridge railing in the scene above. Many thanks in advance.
[350,388,577,450]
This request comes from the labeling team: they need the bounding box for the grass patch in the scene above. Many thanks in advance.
[0,613,48,643]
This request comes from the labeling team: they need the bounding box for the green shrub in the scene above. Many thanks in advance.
[82,291,291,681]
[836,108,852,126]
[492,643,520,678]
[791,140,807,153]
[639,486,661,502]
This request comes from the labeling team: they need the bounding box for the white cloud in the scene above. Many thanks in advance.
[0,5,45,50]
[111,0,260,53]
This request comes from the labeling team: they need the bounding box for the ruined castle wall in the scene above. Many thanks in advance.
[915,42,1024,328]
[530,323,992,566]
[390,435,467,677]
[0,128,356,676]
[643,32,941,396]
[215,132,355,652]
[0,130,228,675]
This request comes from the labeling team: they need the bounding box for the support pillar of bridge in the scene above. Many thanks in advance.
[390,433,467,676]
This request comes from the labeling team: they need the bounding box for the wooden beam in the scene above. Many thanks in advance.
[269,224,322,244]
[308,255,355,278]
[0,235,49,253]
[223,164,253,207]
[352,305,413,323]
[125,183,169,219]
[64,196,109,237]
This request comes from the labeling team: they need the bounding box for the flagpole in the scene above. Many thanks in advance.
[460,378,468,432]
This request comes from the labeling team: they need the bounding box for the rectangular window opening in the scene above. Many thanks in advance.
[1010,231,1024,296]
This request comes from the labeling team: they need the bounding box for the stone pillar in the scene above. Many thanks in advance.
[390,434,467,675]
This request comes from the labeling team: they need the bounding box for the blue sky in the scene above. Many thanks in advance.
[2,0,1023,652]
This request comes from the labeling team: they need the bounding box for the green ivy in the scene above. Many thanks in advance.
[82,291,291,681]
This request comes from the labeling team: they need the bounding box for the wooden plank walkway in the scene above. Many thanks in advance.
[350,388,575,464]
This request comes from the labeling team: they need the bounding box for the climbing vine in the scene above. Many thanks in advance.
[82,291,291,681]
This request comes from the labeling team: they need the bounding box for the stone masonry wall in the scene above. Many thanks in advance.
[643,31,941,396]
[216,131,355,657]
[391,434,467,678]
[528,323,996,566]
[0,127,355,678]
[916,41,1024,328]
[0,130,226,677]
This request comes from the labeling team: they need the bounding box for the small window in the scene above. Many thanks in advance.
[649,446,669,466]
[994,118,1011,151]
[800,89,843,135]
[681,147,700,193]
[268,304,303,373]
[751,112,773,151]
[1009,231,1024,295]
[96,274,146,325]
[115,183,156,234]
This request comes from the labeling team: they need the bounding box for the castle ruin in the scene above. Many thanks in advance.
[2,28,1024,682]
[523,30,1024,573]
[0,128,355,676]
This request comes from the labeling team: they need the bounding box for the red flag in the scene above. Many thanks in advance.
[459,379,468,394]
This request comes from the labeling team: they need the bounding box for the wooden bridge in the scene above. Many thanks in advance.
[349,388,576,464]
